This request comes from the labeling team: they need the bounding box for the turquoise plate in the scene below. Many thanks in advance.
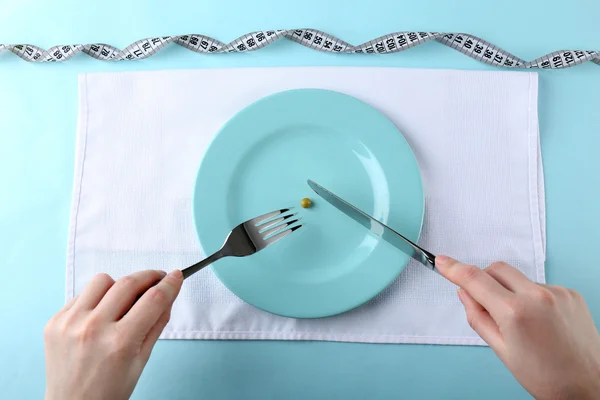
[193,89,423,318]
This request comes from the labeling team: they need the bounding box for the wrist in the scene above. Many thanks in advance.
[564,368,600,400]
[584,366,600,399]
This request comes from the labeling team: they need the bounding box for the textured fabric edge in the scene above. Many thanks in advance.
[526,72,546,284]
[158,330,487,346]
[65,74,89,302]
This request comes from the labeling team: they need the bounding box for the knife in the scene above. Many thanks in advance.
[307,180,437,273]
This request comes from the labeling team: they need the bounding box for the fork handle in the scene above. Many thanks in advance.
[182,251,224,279]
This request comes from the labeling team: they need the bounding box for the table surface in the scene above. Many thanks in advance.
[1,0,599,398]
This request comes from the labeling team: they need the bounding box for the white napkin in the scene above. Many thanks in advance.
[67,67,545,346]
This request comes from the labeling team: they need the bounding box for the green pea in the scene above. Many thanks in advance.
[300,198,312,208]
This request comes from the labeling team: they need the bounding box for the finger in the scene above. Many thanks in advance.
[484,262,533,293]
[139,307,172,361]
[62,296,79,312]
[118,270,183,339]
[458,289,505,352]
[458,288,485,312]
[95,270,167,321]
[50,296,80,324]
[75,273,115,310]
[538,283,566,292]
[436,255,512,317]
[537,283,575,300]
[47,296,80,326]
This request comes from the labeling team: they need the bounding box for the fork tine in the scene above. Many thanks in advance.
[263,224,302,246]
[262,218,301,238]
[250,208,292,226]
[258,213,298,233]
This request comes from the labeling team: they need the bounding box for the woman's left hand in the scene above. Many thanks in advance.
[44,269,183,400]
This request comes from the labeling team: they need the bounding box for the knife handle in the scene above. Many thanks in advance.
[416,247,438,274]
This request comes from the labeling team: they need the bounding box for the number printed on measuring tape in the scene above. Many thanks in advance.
[1,30,598,69]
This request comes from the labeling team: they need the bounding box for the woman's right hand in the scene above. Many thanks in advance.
[436,256,600,400]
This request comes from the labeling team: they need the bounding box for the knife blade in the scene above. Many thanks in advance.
[307,180,437,272]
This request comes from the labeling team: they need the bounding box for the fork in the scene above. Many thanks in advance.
[181,208,302,279]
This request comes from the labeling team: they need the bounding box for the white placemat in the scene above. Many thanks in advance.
[67,67,545,346]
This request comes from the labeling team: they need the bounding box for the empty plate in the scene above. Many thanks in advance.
[193,89,423,318]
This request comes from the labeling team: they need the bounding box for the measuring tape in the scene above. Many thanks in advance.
[2,30,598,69]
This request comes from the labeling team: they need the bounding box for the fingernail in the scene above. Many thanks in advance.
[436,255,450,266]
[168,269,183,279]
[157,270,167,277]
[457,288,464,302]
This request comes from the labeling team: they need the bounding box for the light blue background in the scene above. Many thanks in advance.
[0,0,598,398]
